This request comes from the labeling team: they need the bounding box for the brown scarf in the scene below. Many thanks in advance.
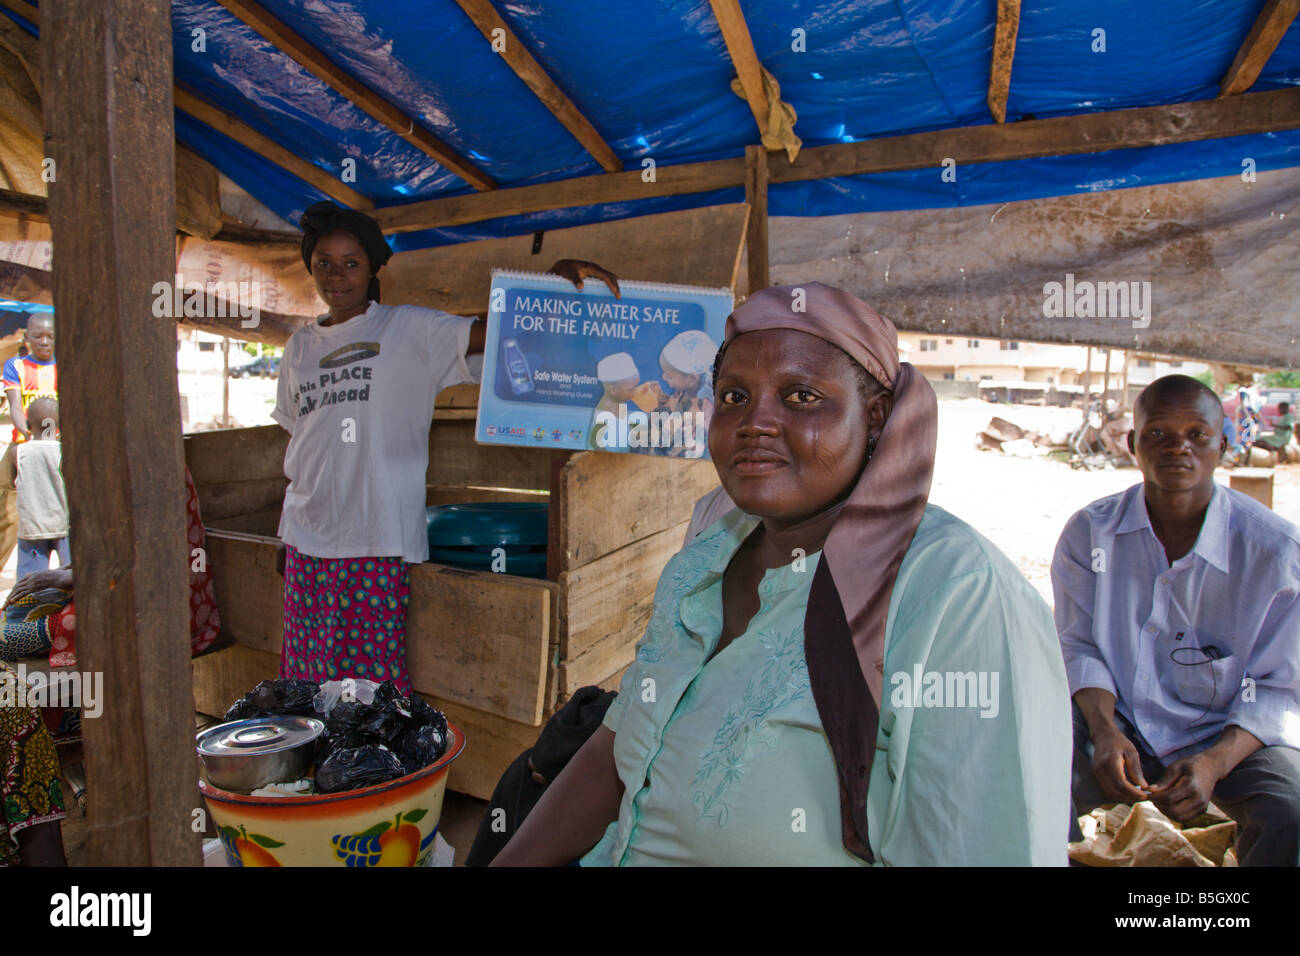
[724,283,938,862]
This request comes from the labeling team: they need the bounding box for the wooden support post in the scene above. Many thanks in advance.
[1083,346,1093,404]
[745,145,769,295]
[987,0,1022,123]
[1120,349,1130,411]
[43,0,200,866]
[1102,347,1112,407]
[222,337,231,427]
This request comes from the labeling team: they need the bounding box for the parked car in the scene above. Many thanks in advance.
[232,355,280,379]
[1221,387,1299,429]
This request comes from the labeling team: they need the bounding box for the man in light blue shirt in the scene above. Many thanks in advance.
[1052,375,1300,865]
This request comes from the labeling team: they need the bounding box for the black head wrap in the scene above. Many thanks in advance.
[299,200,393,304]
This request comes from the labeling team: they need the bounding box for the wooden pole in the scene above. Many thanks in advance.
[744,144,769,295]
[1083,346,1093,405]
[222,337,231,427]
[1102,347,1112,407]
[1120,349,1131,411]
[43,0,200,866]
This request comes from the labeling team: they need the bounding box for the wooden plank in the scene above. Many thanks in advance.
[450,0,620,173]
[174,143,222,239]
[426,694,539,800]
[204,530,556,723]
[174,85,372,209]
[184,423,288,484]
[192,643,539,800]
[406,562,554,725]
[1220,0,1300,96]
[206,530,285,653]
[215,0,495,191]
[557,521,688,696]
[0,187,302,249]
[558,451,717,570]
[204,506,281,536]
[371,88,1300,234]
[744,145,769,293]
[193,642,279,718]
[175,304,309,347]
[772,87,1300,184]
[371,157,746,235]
[425,485,546,506]
[708,0,771,132]
[429,419,560,489]
[385,204,750,315]
[43,0,199,867]
[192,477,287,521]
[436,383,482,408]
[986,0,1022,124]
[0,1,38,25]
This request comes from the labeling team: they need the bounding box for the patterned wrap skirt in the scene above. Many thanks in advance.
[280,546,412,694]
[1,661,66,866]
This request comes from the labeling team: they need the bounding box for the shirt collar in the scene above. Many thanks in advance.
[1117,481,1231,573]
[688,511,819,588]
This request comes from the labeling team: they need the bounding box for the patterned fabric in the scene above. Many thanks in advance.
[280,546,412,694]
[0,587,71,663]
[185,468,220,656]
[0,660,66,866]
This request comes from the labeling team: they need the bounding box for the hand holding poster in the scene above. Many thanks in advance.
[476,271,733,458]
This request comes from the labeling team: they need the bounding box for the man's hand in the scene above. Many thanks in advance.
[276,542,287,577]
[548,259,621,298]
[1147,754,1219,823]
[1091,724,1152,803]
[5,568,74,607]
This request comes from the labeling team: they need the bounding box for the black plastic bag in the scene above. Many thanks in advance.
[359,696,413,744]
[315,744,405,794]
[396,723,448,775]
[224,679,320,721]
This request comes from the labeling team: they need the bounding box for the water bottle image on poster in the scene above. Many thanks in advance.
[476,270,734,458]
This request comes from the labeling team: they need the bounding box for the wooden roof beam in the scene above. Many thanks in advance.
[3,0,373,211]
[450,0,622,173]
[370,87,1300,235]
[0,186,302,247]
[174,86,372,210]
[215,0,497,191]
[987,0,1022,123]
[1219,0,1300,96]
[0,1,37,25]
[707,0,771,135]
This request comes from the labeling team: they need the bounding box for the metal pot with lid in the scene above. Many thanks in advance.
[197,716,324,793]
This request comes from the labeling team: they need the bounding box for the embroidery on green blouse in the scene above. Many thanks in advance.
[691,623,809,826]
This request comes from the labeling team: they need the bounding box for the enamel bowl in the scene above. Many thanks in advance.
[199,722,465,867]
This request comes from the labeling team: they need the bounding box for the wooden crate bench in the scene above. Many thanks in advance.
[186,393,719,798]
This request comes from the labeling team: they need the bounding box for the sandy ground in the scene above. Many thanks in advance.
[929,399,1300,605]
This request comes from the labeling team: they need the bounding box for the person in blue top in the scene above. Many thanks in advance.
[494,283,1072,866]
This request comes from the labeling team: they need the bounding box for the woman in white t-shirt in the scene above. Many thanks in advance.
[274,201,617,693]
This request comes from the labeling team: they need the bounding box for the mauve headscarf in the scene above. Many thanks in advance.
[723,283,938,863]
[299,201,393,303]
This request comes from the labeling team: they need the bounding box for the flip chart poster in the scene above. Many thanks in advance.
[477,270,733,458]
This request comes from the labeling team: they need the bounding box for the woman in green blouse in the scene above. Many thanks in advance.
[495,283,1072,866]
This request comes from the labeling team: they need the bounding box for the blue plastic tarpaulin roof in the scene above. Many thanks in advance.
[10,1,1300,249]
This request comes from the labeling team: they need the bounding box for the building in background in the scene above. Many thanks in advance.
[898,332,1205,403]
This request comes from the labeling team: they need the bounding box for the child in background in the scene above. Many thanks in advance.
[589,352,647,449]
[653,329,718,457]
[3,398,69,580]
[0,314,58,574]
